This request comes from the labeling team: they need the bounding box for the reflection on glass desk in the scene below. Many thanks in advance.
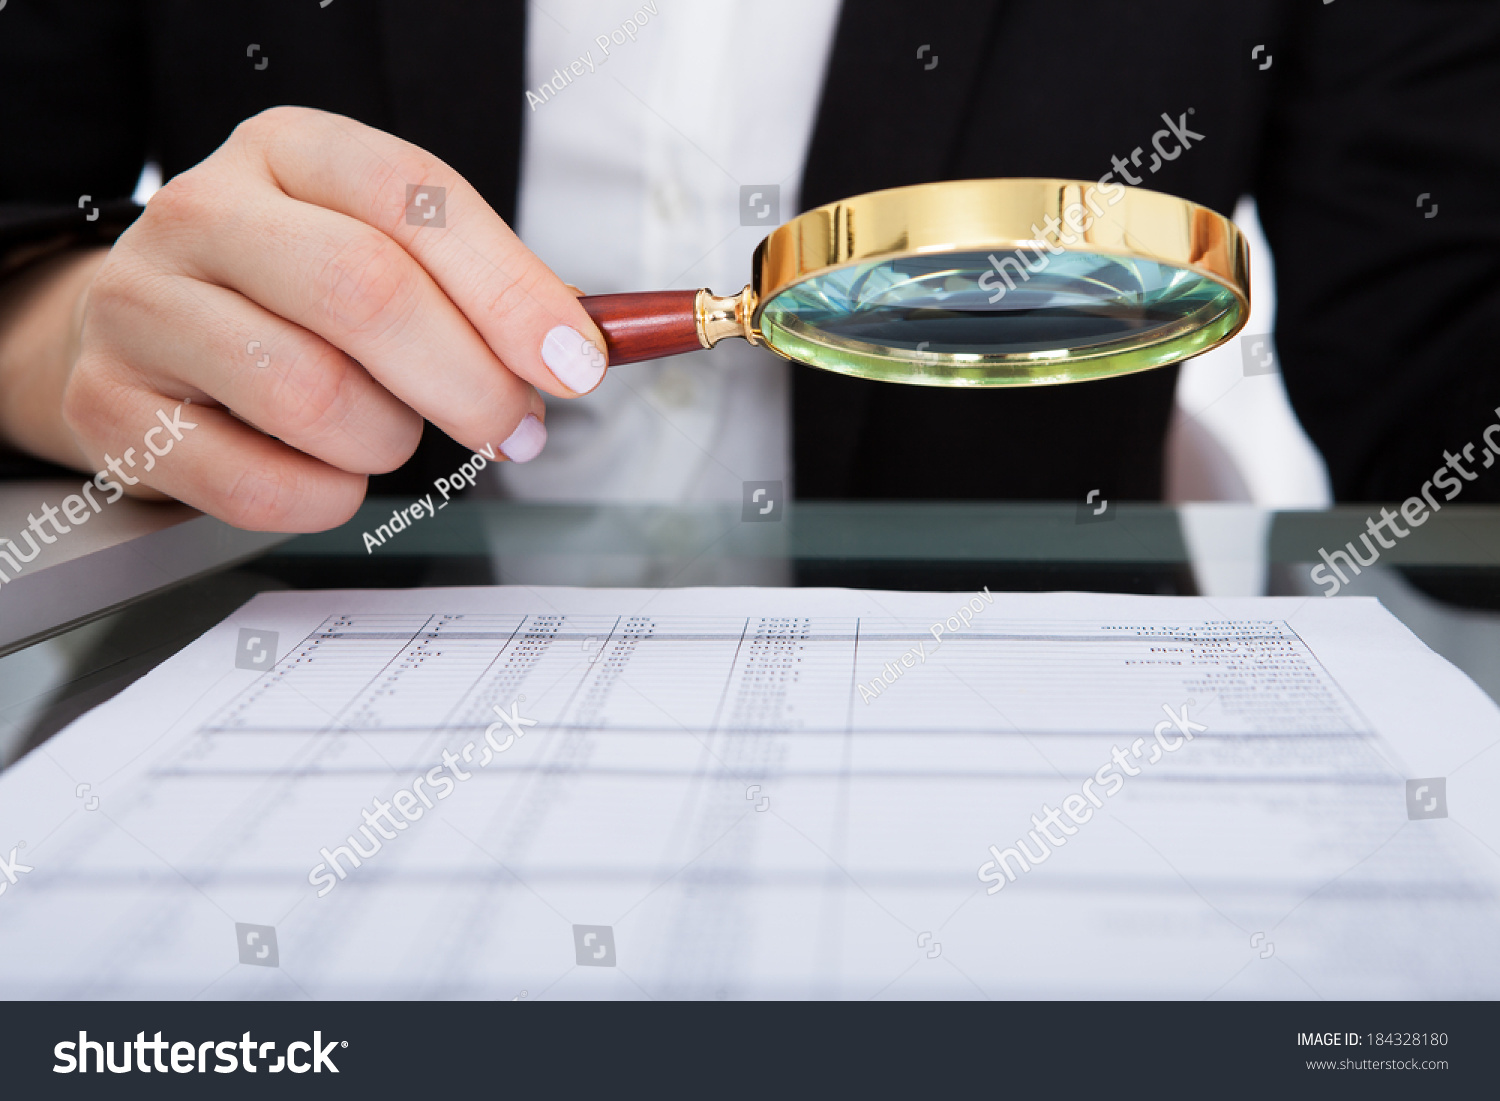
[4,499,1500,767]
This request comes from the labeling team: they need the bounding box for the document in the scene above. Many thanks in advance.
[2,586,1497,999]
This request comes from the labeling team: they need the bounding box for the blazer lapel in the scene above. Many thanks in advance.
[800,0,1009,209]
[794,0,1007,498]
[375,0,528,224]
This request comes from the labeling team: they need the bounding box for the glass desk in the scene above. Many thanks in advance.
[4,499,1500,768]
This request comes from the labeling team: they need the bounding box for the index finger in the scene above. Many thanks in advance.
[243,106,611,398]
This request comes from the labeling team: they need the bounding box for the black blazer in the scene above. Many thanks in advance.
[3,0,1497,503]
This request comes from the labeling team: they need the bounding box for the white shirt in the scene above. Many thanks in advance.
[501,0,842,503]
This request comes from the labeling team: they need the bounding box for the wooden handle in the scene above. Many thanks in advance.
[580,291,702,366]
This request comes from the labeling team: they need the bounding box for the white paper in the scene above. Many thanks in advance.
[2,586,1498,999]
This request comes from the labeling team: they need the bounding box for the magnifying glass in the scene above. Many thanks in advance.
[578,177,1249,387]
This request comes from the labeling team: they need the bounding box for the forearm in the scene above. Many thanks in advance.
[0,247,109,471]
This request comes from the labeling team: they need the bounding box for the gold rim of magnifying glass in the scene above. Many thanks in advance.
[699,178,1250,387]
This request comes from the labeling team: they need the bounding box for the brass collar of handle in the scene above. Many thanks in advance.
[695,286,760,349]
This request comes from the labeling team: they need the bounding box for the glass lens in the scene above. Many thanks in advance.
[757,249,1245,386]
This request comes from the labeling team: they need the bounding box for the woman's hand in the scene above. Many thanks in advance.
[0,106,609,531]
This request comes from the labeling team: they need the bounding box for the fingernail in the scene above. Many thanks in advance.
[500,414,546,462]
[541,325,607,394]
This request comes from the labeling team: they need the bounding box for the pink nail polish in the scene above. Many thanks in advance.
[541,325,606,394]
[500,414,546,462]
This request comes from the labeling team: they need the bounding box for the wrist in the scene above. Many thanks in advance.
[0,246,110,469]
